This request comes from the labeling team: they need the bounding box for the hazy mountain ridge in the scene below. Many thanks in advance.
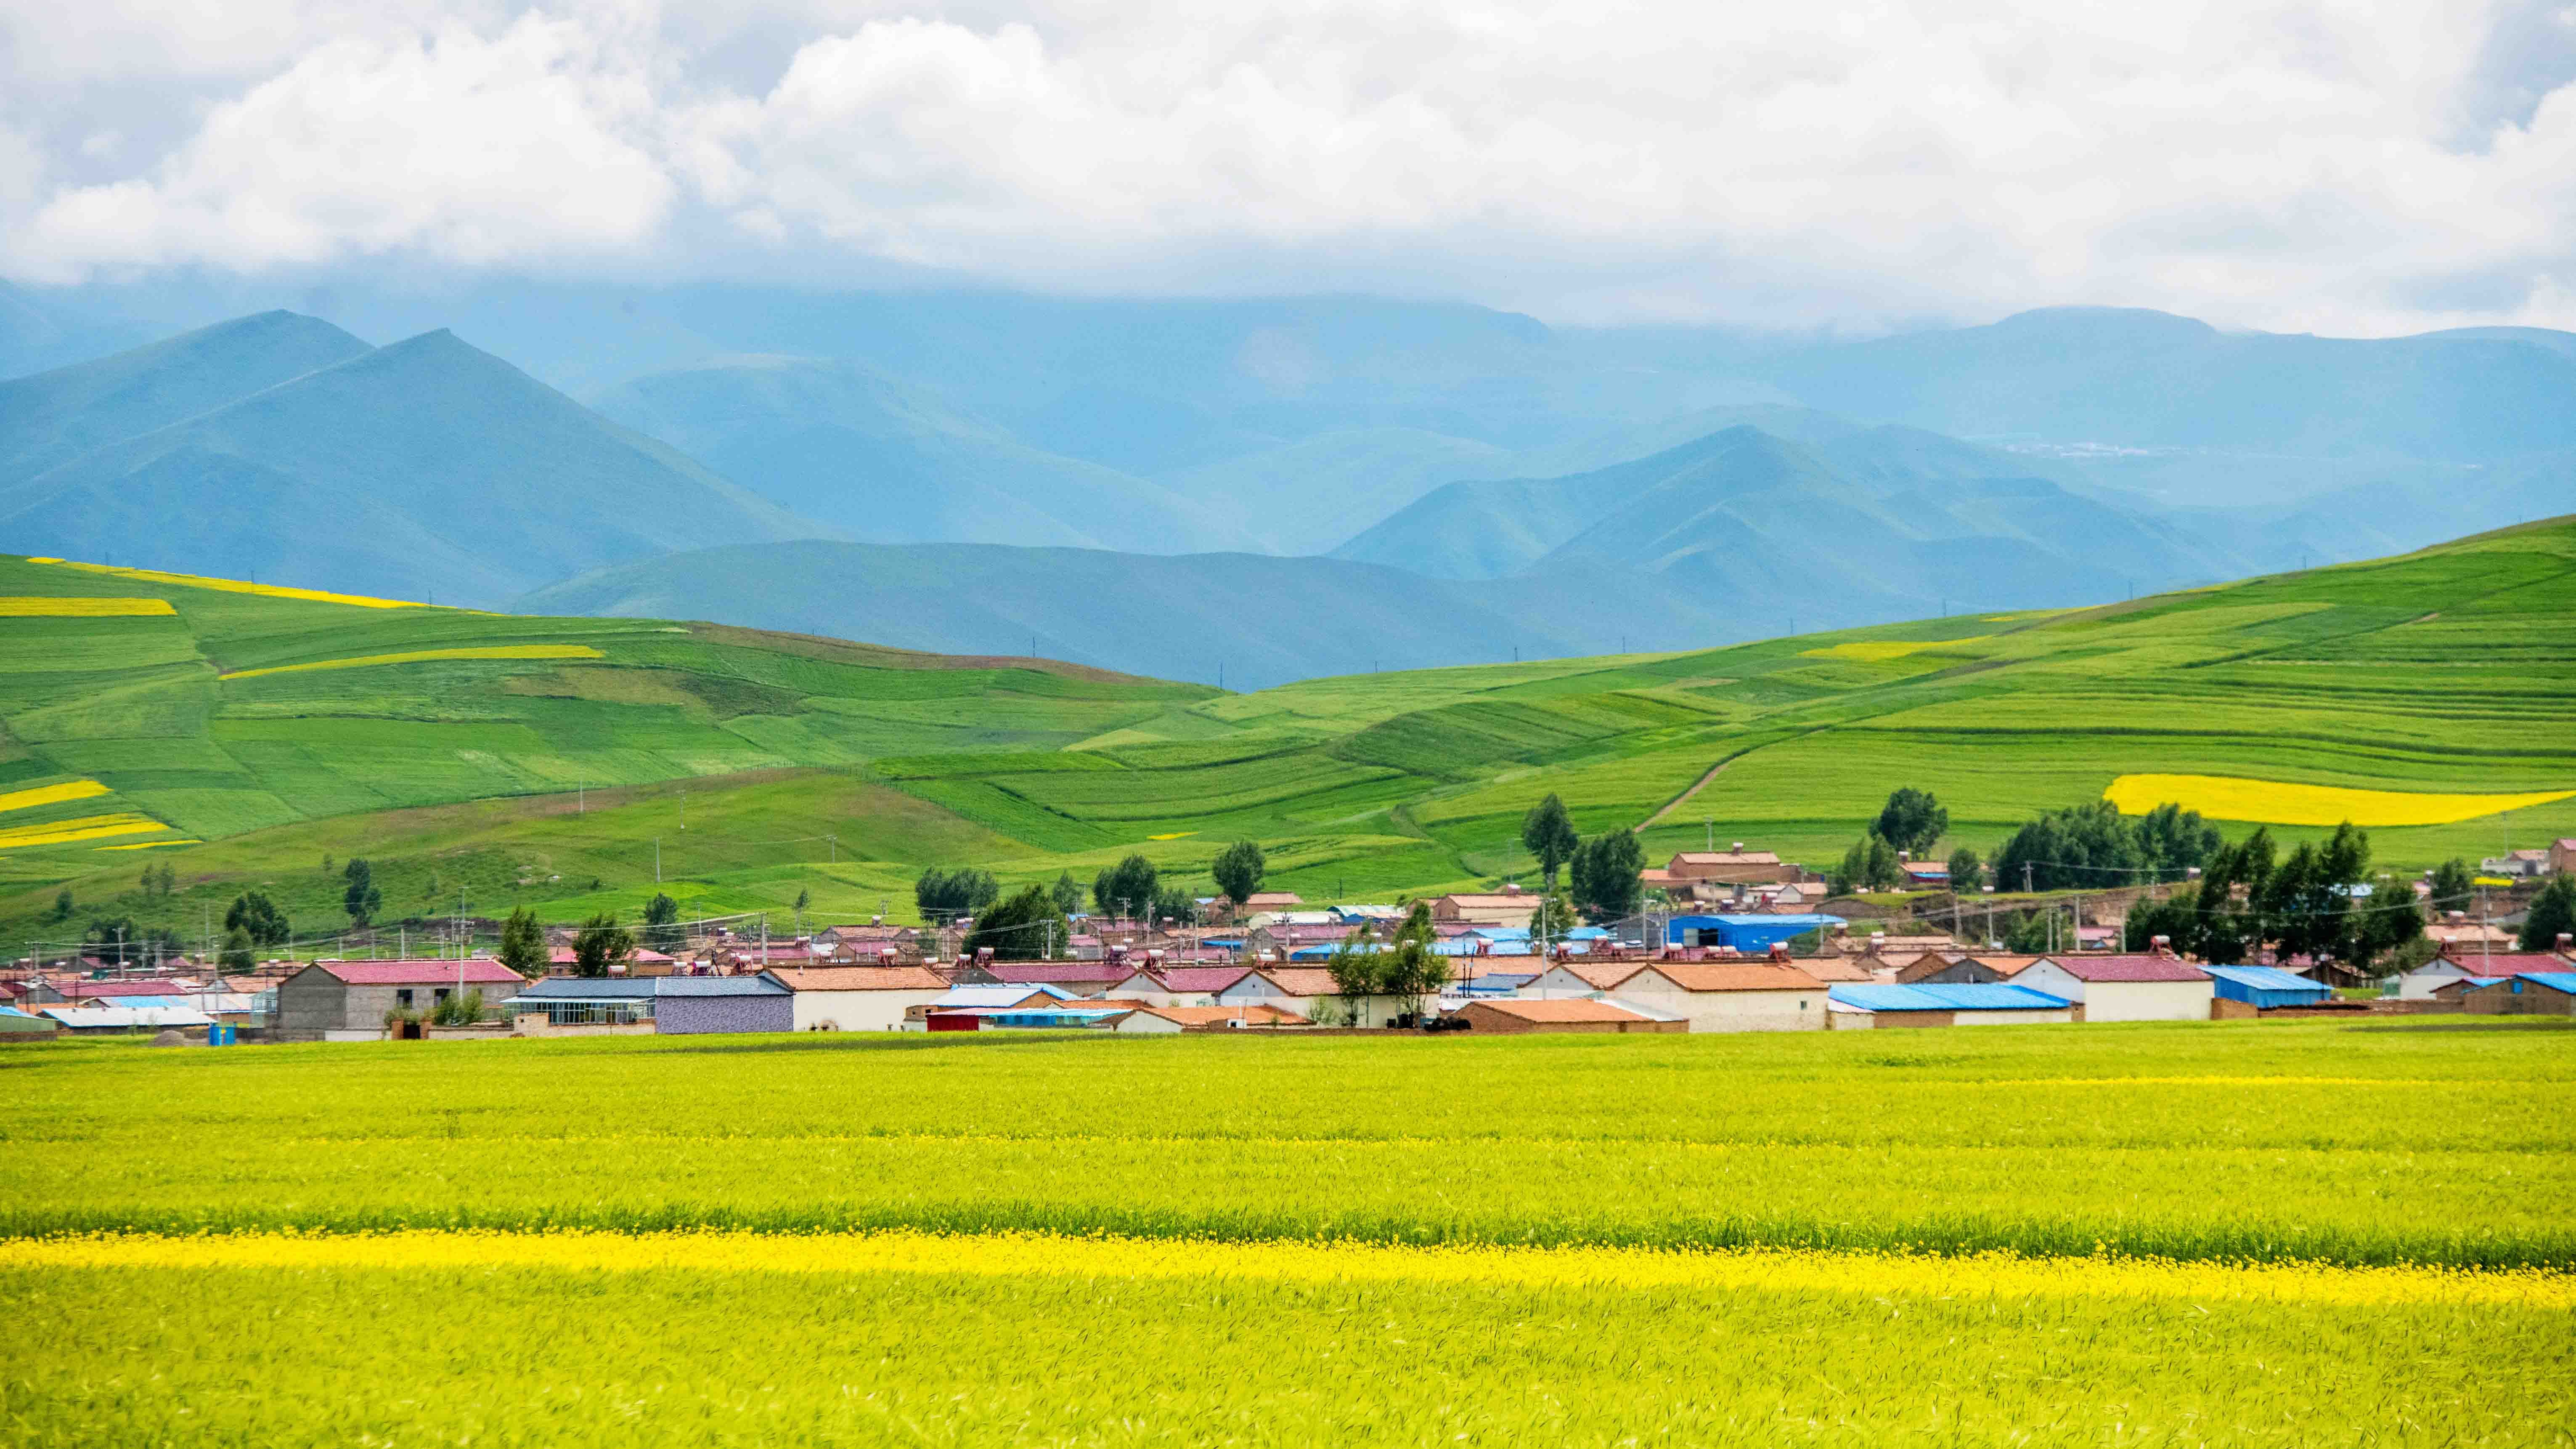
[0,326,826,606]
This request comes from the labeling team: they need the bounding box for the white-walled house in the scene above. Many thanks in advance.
[1106,966,1254,1007]
[2007,954,2211,1022]
[763,966,951,1032]
[1603,962,1826,1032]
[1215,967,1417,1027]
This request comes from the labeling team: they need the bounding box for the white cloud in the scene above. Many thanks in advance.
[4,0,2574,333]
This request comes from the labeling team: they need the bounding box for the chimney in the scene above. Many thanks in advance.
[2151,934,2172,957]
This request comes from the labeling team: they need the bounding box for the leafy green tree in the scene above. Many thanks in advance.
[1527,889,1580,941]
[2520,875,2576,953]
[218,927,256,971]
[1992,801,2143,892]
[51,888,71,921]
[1834,835,1904,894]
[224,891,290,947]
[83,917,179,967]
[2132,802,2223,881]
[1569,827,1645,922]
[342,858,382,926]
[963,884,1071,961]
[914,867,999,923]
[1519,794,1580,891]
[1092,854,1161,919]
[497,907,549,978]
[571,913,634,977]
[1150,883,1200,926]
[1324,922,1384,1024]
[2359,874,2426,966]
[1049,872,1084,916]
[2191,828,2273,965]
[1874,788,1948,855]
[1211,839,1267,905]
[794,886,811,915]
[1945,846,1986,894]
[641,892,684,954]
[1378,903,1446,1022]
[2123,889,2200,952]
[2427,858,2476,914]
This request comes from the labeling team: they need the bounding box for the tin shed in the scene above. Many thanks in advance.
[2204,965,2333,1009]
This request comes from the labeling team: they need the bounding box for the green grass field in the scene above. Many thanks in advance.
[1,1022,2568,1445]
[3,517,2573,943]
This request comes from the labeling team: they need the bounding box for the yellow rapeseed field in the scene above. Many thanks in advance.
[11,1230,2567,1311]
[0,812,166,849]
[1801,636,1989,662]
[93,839,200,850]
[28,557,425,609]
[2107,772,2576,826]
[0,595,175,616]
[218,644,607,680]
[0,779,110,815]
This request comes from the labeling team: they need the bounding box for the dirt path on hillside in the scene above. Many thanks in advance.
[1640,753,1740,829]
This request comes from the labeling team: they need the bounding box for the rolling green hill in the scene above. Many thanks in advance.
[3,516,2571,950]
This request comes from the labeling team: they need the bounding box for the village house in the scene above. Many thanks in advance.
[511,975,793,1034]
[275,959,528,1042]
[1214,966,1425,1027]
[1427,889,1542,930]
[2205,965,2335,1011]
[1826,982,2075,1028]
[2396,950,2568,998]
[763,965,949,1031]
[2461,971,2576,1016]
[1900,953,2041,986]
[1457,998,1686,1034]
[1664,847,1798,886]
[1108,1002,1307,1033]
[1105,965,1256,1006]
[1604,961,1826,1032]
[2009,951,2212,1022]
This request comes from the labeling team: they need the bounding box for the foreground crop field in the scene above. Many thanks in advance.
[0,1021,2569,1445]
[4,517,2573,939]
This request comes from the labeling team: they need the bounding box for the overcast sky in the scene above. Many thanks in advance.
[3,0,2572,334]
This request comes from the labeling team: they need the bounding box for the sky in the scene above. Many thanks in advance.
[3,0,2573,334]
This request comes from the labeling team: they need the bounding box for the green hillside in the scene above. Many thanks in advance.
[3,517,2571,950]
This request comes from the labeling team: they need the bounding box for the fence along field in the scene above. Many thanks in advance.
[2,1022,2570,1445]
[3,516,2574,934]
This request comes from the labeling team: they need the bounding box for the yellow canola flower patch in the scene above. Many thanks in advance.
[0,779,110,814]
[0,595,175,616]
[29,558,424,610]
[1801,636,1990,662]
[2107,773,2576,827]
[0,812,167,849]
[96,839,199,850]
[220,644,605,681]
[8,1230,2568,1311]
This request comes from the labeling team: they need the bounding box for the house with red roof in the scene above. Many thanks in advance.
[276,958,529,1041]
[2007,951,2212,1022]
[1106,965,1256,1006]
[1605,961,1828,1032]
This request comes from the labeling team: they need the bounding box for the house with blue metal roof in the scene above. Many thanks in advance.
[1664,914,1845,953]
[1826,982,2072,1027]
[2462,971,2576,1016]
[2204,965,2334,1010]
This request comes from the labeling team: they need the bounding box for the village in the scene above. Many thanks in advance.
[8,839,2572,1044]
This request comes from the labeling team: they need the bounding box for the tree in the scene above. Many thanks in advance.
[1527,889,1580,941]
[570,913,634,977]
[2520,875,2576,953]
[2192,828,2273,966]
[914,867,999,923]
[51,888,71,921]
[1049,871,1084,916]
[2428,858,2476,914]
[218,927,256,971]
[1211,839,1267,906]
[1992,801,2144,893]
[139,862,175,898]
[1569,827,1645,923]
[224,891,290,947]
[342,857,382,926]
[1377,903,1446,1024]
[2359,874,2426,966]
[1151,883,1199,926]
[1092,854,1161,919]
[2133,803,2223,882]
[84,917,179,967]
[2123,888,2200,952]
[1323,922,1383,1025]
[641,892,684,954]
[1519,794,1580,890]
[794,886,811,916]
[1945,846,1986,895]
[497,907,548,978]
[963,884,1071,961]
[1832,835,1903,894]
[1874,788,1948,855]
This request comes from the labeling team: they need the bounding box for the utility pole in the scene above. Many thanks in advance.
[578,778,584,815]
[827,834,837,864]
[655,839,661,884]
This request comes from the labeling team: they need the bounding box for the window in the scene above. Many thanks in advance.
[433,988,450,1002]
[396,989,413,1007]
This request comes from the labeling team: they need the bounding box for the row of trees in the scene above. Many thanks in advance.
[1519,794,1646,924]
[1829,793,2227,896]
[2118,823,2424,966]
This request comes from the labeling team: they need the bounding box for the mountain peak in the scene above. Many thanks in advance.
[1986,306,2219,341]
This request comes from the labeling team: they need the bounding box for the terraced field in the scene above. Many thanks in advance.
[2,517,2571,941]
